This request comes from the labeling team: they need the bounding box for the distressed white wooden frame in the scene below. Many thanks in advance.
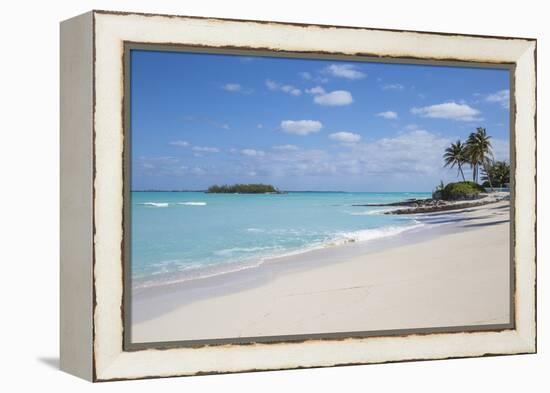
[60,10,536,382]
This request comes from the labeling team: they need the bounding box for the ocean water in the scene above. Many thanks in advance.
[131,191,431,288]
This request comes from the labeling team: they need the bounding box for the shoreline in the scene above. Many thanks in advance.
[131,219,425,292]
[131,192,508,292]
[353,191,510,215]
[131,200,511,343]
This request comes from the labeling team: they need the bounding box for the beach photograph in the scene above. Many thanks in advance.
[128,50,512,344]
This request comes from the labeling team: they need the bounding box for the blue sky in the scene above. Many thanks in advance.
[131,49,510,192]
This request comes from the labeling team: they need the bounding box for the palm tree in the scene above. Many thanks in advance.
[443,140,467,181]
[482,160,510,188]
[466,127,494,189]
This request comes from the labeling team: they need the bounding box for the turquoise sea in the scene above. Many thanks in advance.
[131,191,431,288]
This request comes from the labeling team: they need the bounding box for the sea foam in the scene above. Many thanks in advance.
[347,208,397,216]
[214,246,280,256]
[139,202,170,207]
[331,221,424,245]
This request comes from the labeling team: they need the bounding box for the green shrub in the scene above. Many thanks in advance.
[441,181,486,200]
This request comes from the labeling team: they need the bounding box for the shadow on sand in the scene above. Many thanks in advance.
[462,219,510,228]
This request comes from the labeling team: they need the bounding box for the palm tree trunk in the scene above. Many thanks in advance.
[482,161,494,191]
[458,163,465,181]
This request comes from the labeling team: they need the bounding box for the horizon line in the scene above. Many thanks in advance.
[131,189,432,193]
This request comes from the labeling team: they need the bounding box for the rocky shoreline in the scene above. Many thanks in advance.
[353,192,510,215]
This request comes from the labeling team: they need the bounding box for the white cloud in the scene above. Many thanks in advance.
[151,156,179,164]
[252,148,333,178]
[241,149,265,157]
[303,74,329,84]
[266,79,301,96]
[222,83,242,92]
[169,140,190,147]
[307,85,353,106]
[222,83,252,94]
[280,120,323,135]
[140,128,470,188]
[329,132,361,143]
[266,79,279,90]
[239,129,453,181]
[134,156,181,174]
[491,138,510,161]
[272,144,299,151]
[324,64,366,80]
[382,83,404,91]
[190,166,205,175]
[306,86,326,95]
[313,90,353,106]
[192,146,220,153]
[349,130,452,176]
[257,124,264,129]
[485,89,510,109]
[281,85,302,96]
[134,156,216,179]
[411,102,482,121]
[376,111,398,120]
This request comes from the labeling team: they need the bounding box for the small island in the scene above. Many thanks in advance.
[206,183,282,194]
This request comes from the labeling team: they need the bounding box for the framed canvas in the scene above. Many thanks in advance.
[60,10,537,382]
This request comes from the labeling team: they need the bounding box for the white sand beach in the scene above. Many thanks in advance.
[131,200,511,344]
